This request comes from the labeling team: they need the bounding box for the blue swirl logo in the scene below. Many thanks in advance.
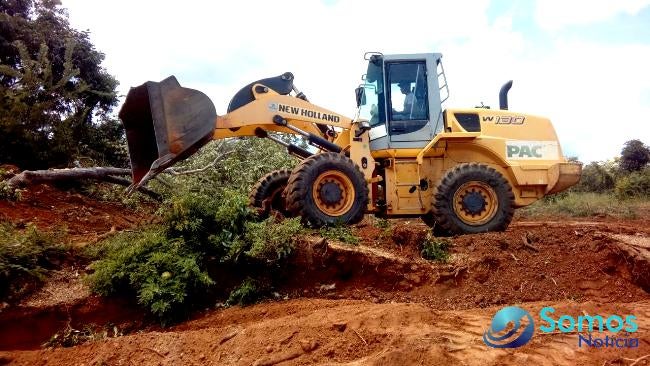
[483,306,535,348]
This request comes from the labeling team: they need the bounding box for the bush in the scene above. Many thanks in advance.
[0,222,67,300]
[87,190,304,324]
[162,189,254,254]
[420,235,451,262]
[87,229,213,323]
[243,218,303,263]
[615,168,650,199]
[226,277,265,306]
[574,161,616,192]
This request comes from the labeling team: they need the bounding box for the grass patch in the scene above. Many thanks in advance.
[420,235,451,262]
[518,192,646,219]
[0,222,68,301]
[318,225,359,245]
[373,217,391,229]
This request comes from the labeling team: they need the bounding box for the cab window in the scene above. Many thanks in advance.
[387,62,428,123]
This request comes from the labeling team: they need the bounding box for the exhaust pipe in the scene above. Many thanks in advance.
[499,80,513,110]
[119,76,217,190]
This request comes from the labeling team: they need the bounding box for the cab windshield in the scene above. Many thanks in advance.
[356,58,385,127]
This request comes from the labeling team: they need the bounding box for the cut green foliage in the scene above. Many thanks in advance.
[420,235,451,262]
[149,138,298,200]
[319,225,359,245]
[0,222,67,300]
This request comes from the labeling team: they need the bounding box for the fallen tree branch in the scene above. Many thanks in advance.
[163,150,236,176]
[4,167,161,201]
[7,167,130,187]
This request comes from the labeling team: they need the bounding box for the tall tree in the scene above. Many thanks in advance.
[620,139,650,173]
[0,0,127,169]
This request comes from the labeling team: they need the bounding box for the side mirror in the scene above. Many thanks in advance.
[355,87,365,107]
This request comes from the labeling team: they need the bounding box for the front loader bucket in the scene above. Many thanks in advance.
[118,76,216,189]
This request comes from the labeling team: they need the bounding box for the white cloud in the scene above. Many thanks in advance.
[61,0,650,162]
[535,0,650,31]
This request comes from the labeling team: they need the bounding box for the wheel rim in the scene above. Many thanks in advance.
[452,181,498,226]
[312,170,355,216]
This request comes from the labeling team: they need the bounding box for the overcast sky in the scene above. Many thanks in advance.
[62,0,650,163]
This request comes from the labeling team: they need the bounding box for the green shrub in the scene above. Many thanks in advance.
[574,161,616,192]
[319,225,359,245]
[615,168,650,199]
[87,228,213,323]
[87,190,304,323]
[420,235,451,262]
[0,222,67,300]
[243,218,303,263]
[226,277,265,306]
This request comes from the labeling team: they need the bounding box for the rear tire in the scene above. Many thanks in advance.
[249,169,292,217]
[432,163,514,235]
[285,152,368,227]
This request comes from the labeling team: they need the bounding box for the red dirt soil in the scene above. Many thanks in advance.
[0,185,649,365]
[0,184,152,243]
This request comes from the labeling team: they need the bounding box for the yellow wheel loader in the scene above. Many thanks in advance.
[119,52,581,235]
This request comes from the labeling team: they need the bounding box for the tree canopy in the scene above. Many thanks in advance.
[620,139,650,173]
[0,0,127,169]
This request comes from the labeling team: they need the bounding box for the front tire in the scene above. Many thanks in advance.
[285,152,368,227]
[432,163,514,234]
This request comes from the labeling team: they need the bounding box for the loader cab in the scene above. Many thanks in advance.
[357,53,447,151]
